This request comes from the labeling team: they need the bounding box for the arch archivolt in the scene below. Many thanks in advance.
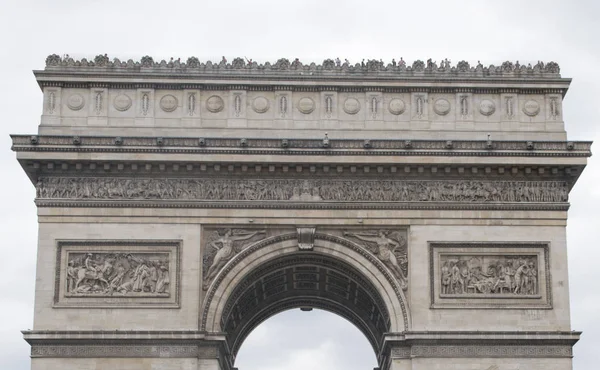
[200,231,411,346]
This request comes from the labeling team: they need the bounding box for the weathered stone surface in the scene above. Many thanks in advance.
[15,55,589,370]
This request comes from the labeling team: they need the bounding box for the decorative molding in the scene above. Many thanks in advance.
[54,240,181,308]
[390,345,572,358]
[429,242,551,309]
[31,345,212,358]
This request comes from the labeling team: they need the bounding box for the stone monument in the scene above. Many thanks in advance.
[12,55,589,370]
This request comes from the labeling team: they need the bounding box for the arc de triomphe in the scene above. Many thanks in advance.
[13,55,590,370]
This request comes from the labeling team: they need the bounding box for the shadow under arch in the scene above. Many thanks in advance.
[200,232,411,366]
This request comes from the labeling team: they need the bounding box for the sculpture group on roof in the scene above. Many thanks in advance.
[44,54,561,76]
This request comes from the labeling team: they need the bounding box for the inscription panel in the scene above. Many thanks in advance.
[54,240,181,308]
[430,242,550,309]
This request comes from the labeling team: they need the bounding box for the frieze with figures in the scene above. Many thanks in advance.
[430,243,550,309]
[36,177,569,203]
[65,251,171,297]
[440,255,539,296]
[54,240,180,308]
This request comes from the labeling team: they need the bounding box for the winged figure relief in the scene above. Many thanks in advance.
[343,230,408,290]
[202,229,266,289]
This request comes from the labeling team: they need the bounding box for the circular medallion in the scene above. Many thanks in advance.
[523,100,540,116]
[297,97,315,114]
[160,94,178,112]
[343,98,361,115]
[388,98,406,115]
[479,99,496,116]
[206,95,224,113]
[252,96,270,113]
[433,98,451,115]
[66,93,85,111]
[113,94,132,112]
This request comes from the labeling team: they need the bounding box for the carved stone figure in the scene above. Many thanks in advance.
[344,230,408,289]
[457,60,470,72]
[203,229,266,289]
[440,255,538,295]
[231,57,245,69]
[412,60,425,72]
[42,54,562,78]
[64,251,171,297]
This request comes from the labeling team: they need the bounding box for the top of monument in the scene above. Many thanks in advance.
[42,54,561,79]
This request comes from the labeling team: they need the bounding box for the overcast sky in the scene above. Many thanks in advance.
[0,1,598,369]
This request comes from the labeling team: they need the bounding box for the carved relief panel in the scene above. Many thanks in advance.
[202,228,277,289]
[411,92,428,121]
[43,87,62,121]
[54,240,181,308]
[109,89,136,117]
[519,94,545,123]
[275,91,291,119]
[500,93,518,121]
[455,92,473,121]
[202,91,227,120]
[342,229,408,290]
[320,91,338,120]
[545,94,562,121]
[366,92,383,121]
[136,88,154,118]
[228,90,246,119]
[429,242,550,309]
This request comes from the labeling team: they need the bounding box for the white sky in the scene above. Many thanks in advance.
[0,1,598,369]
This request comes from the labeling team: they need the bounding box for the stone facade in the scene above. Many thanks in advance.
[14,55,589,370]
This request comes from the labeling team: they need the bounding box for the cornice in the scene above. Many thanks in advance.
[11,135,593,158]
[33,200,570,211]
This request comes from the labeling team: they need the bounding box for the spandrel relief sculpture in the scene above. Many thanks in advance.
[36,177,569,204]
[344,230,408,290]
[65,251,171,297]
[440,255,538,296]
[202,229,267,289]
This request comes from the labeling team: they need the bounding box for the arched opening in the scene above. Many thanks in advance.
[221,254,390,359]
[235,309,378,370]
[201,232,410,370]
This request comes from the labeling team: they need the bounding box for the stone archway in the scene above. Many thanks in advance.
[201,231,410,369]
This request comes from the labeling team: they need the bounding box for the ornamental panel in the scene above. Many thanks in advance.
[54,240,181,308]
[429,242,551,309]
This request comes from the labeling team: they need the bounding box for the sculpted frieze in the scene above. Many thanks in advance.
[440,255,538,296]
[36,177,569,204]
[55,240,180,307]
[65,251,171,297]
[430,242,550,309]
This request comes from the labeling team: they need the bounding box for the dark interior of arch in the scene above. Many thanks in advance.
[221,253,391,359]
